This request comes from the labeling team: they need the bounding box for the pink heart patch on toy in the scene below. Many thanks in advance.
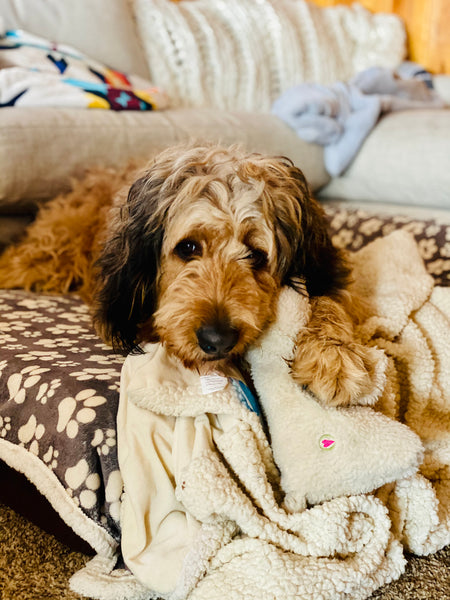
[319,436,335,450]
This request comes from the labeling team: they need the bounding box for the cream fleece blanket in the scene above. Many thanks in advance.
[71,230,450,600]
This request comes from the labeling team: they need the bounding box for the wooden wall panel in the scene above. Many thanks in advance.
[311,0,450,73]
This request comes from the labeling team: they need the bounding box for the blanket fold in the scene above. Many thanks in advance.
[350,232,450,557]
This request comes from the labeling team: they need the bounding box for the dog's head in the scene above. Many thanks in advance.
[94,144,349,368]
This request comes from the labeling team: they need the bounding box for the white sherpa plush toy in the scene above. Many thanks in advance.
[246,287,424,512]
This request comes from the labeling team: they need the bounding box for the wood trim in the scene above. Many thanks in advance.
[311,0,450,74]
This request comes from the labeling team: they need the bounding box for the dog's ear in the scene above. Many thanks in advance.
[280,165,351,297]
[93,174,165,353]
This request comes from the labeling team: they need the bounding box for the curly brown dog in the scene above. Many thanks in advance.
[0,144,377,405]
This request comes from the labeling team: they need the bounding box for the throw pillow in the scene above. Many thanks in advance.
[0,26,169,110]
[133,0,406,111]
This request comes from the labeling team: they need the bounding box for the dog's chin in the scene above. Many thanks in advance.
[161,341,240,374]
[181,351,237,374]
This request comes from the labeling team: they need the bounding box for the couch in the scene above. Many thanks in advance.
[0,1,449,599]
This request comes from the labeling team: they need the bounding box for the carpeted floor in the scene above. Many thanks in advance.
[0,503,88,600]
[0,502,449,600]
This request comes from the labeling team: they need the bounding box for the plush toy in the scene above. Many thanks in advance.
[246,287,424,512]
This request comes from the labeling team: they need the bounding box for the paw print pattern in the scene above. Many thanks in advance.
[104,470,123,523]
[325,205,450,286]
[43,445,59,469]
[59,310,91,324]
[7,365,51,404]
[46,323,88,336]
[17,297,59,311]
[65,458,101,510]
[2,343,27,352]
[18,414,45,455]
[0,318,28,334]
[86,354,125,366]
[0,333,17,345]
[36,378,61,404]
[70,367,121,382]
[34,337,74,349]
[0,416,11,437]
[91,428,116,456]
[57,389,107,439]
[0,290,126,544]
[107,381,120,393]
[16,349,65,361]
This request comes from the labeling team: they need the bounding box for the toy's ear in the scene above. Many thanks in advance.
[284,165,351,297]
[93,174,165,353]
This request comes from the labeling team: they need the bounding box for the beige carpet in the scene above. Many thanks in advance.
[0,502,449,600]
[0,503,88,600]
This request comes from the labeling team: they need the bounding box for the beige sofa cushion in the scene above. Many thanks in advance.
[0,107,329,211]
[0,0,150,79]
[434,76,450,107]
[319,109,450,209]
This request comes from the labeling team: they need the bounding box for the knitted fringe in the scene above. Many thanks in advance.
[133,0,406,111]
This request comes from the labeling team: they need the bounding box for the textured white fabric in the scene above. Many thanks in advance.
[350,232,450,556]
[114,346,406,600]
[133,0,406,111]
[117,345,242,595]
[71,232,450,600]
[247,287,423,512]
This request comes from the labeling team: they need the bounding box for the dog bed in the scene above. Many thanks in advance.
[0,204,449,597]
[0,290,124,559]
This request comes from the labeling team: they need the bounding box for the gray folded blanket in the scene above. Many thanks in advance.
[272,62,444,176]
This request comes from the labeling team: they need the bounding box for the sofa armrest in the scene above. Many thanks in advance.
[319,109,450,209]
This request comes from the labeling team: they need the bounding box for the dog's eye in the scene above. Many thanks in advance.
[247,249,268,270]
[174,239,202,261]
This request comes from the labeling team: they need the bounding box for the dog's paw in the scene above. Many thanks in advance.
[291,336,381,407]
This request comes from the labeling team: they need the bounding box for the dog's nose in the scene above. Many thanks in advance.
[196,323,239,356]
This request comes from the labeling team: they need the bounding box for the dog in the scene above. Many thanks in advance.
[0,144,377,405]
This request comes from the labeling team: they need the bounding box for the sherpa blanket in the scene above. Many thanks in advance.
[71,230,450,600]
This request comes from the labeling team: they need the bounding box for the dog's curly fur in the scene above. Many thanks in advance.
[0,144,377,405]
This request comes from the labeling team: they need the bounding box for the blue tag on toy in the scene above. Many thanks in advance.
[230,378,261,417]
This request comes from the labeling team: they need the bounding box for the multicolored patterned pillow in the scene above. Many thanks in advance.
[0,28,169,110]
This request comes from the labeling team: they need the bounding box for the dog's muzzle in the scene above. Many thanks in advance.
[196,321,239,358]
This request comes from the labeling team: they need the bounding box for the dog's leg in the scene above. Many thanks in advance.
[0,166,134,301]
[0,197,103,302]
[290,293,378,406]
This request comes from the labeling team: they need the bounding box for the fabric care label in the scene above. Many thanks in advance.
[200,373,228,395]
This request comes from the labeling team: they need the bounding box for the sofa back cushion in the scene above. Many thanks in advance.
[0,0,150,78]
[0,107,329,212]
